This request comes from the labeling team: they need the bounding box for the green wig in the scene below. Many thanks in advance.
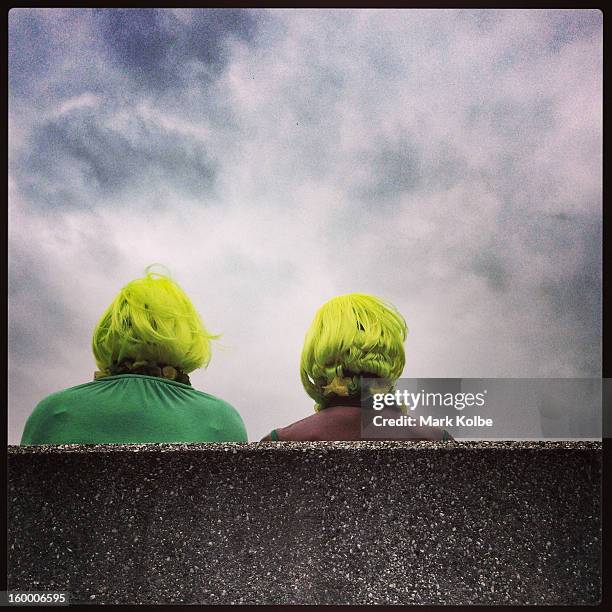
[92,267,216,375]
[300,293,408,410]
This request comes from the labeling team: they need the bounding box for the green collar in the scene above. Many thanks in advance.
[94,360,191,385]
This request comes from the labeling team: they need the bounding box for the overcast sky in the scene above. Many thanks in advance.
[8,8,602,443]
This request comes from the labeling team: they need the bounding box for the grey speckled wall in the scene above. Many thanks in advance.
[8,442,601,605]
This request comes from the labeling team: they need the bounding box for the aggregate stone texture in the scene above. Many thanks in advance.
[8,441,601,605]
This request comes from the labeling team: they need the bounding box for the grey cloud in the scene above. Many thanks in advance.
[221,251,298,306]
[9,9,265,210]
[16,107,217,209]
[356,139,423,202]
[9,9,55,97]
[469,99,556,146]
[9,244,79,361]
[95,8,261,91]
[354,138,472,206]
[471,251,511,293]
[538,214,601,337]
[9,9,108,105]
[473,211,601,375]
[458,9,601,58]
[465,9,502,32]
[547,9,602,50]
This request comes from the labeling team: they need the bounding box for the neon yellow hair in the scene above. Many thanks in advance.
[92,266,216,374]
[300,293,408,410]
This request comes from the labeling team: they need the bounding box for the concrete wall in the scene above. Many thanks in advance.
[8,441,601,605]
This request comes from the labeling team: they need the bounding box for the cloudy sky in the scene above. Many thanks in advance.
[8,9,602,443]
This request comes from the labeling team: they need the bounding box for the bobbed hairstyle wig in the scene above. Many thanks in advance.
[300,293,408,410]
[92,267,216,374]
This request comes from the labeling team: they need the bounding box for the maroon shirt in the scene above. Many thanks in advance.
[262,405,452,442]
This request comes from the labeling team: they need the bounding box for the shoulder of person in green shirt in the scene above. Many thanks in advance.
[21,374,248,445]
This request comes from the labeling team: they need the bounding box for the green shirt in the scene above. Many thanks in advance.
[21,374,248,445]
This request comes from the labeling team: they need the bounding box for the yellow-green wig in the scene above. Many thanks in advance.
[300,293,408,410]
[92,267,215,374]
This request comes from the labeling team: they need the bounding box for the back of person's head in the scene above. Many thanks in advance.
[92,266,216,379]
[300,293,408,411]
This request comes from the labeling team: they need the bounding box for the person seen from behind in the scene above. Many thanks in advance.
[262,293,452,442]
[21,266,247,444]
